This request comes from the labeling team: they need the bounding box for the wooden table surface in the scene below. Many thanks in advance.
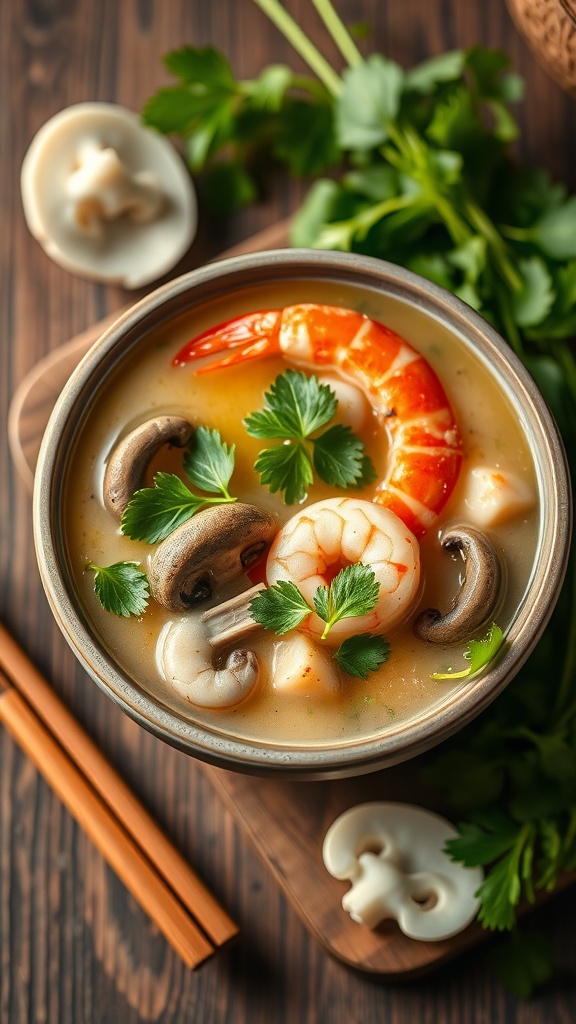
[2,0,576,1020]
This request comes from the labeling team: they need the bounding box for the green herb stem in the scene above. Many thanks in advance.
[253,0,342,97]
[348,192,420,237]
[311,0,363,67]
[464,200,523,292]
[434,194,471,247]
[499,224,533,243]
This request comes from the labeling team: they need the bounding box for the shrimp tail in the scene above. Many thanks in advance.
[173,309,282,372]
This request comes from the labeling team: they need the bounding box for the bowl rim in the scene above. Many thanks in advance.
[33,248,572,778]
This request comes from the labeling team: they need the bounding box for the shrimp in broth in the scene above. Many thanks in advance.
[64,280,538,745]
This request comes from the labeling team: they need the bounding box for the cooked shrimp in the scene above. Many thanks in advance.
[174,304,462,537]
[266,497,421,646]
[156,618,258,708]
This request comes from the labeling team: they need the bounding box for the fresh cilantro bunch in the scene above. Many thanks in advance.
[122,426,236,543]
[250,562,390,678]
[244,369,376,503]
[142,43,338,216]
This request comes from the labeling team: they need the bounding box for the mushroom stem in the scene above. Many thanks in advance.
[103,415,192,519]
[202,585,265,650]
[414,526,502,645]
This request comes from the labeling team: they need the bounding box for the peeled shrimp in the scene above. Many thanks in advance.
[156,618,258,708]
[174,303,463,537]
[266,497,421,646]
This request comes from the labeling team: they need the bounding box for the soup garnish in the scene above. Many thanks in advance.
[243,367,376,501]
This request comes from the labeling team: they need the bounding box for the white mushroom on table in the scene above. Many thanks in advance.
[21,102,197,287]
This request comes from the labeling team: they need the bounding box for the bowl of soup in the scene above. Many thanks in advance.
[33,250,571,778]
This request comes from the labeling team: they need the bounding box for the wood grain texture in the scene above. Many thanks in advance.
[2,0,576,1020]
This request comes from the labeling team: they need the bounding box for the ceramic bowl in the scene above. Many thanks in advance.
[33,250,571,778]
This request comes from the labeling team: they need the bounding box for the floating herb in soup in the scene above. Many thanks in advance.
[66,284,537,745]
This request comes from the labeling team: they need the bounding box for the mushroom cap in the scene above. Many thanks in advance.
[323,802,483,941]
[150,503,278,611]
[414,524,503,645]
[21,103,197,288]
[103,414,193,520]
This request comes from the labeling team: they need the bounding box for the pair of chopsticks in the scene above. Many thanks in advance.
[0,622,238,968]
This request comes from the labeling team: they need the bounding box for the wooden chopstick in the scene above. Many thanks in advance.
[0,668,214,969]
[0,622,238,950]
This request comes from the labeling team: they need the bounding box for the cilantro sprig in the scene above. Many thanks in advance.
[85,561,150,617]
[244,369,376,503]
[121,426,236,543]
[333,634,390,679]
[431,623,505,680]
[313,562,380,639]
[250,563,389,678]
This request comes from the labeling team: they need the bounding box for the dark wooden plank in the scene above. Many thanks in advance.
[2,0,576,1020]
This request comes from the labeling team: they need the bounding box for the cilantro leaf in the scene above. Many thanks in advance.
[200,161,258,218]
[444,820,519,867]
[245,369,373,503]
[431,624,504,680]
[249,581,312,634]
[120,428,237,543]
[248,64,293,111]
[467,623,506,673]
[290,178,343,247]
[475,849,524,931]
[121,473,206,543]
[531,196,576,260]
[511,257,555,328]
[183,426,235,497]
[312,424,368,487]
[85,561,149,618]
[334,634,390,678]
[404,50,465,94]
[336,55,404,150]
[274,100,339,176]
[163,46,237,89]
[141,87,212,134]
[313,563,380,638]
[254,442,313,505]
[245,370,337,440]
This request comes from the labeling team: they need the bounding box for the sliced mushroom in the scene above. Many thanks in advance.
[322,802,483,940]
[414,525,502,645]
[150,503,277,612]
[103,415,193,519]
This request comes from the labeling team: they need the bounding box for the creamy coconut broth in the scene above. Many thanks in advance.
[63,280,539,746]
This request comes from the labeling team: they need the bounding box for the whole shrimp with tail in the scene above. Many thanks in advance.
[174,304,463,538]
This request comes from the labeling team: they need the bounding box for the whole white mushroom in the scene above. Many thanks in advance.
[21,103,197,288]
